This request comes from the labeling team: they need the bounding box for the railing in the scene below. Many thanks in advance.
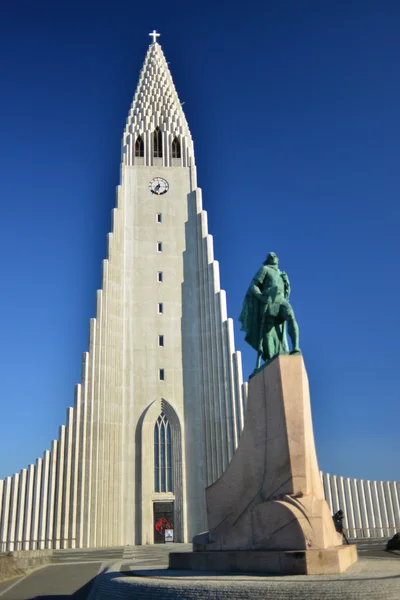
[0,538,76,552]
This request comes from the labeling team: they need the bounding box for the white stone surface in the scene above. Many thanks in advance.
[15,469,27,549]
[0,477,11,548]
[349,478,362,535]
[22,465,34,550]
[38,451,50,550]
[61,408,73,548]
[69,385,81,549]
[390,481,400,527]
[53,426,65,549]
[30,458,42,549]
[7,474,19,551]
[357,479,370,537]
[344,477,356,533]
[0,481,3,530]
[45,441,57,549]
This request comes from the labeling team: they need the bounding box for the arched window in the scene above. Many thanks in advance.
[154,412,172,492]
[134,135,144,157]
[153,127,163,158]
[171,137,181,159]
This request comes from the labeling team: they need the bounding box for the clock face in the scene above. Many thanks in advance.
[149,177,169,195]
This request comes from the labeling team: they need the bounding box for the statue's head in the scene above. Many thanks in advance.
[264,252,279,266]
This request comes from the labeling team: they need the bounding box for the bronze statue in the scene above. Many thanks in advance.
[239,252,300,370]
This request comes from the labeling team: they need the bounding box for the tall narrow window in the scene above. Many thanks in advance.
[157,242,162,252]
[172,136,181,159]
[159,335,164,346]
[159,369,165,381]
[135,135,144,157]
[157,271,163,282]
[158,302,163,313]
[160,423,166,490]
[157,213,162,223]
[166,422,172,490]
[154,424,160,492]
[153,127,163,158]
[154,412,173,492]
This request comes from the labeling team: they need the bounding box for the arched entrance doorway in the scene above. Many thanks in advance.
[136,398,186,544]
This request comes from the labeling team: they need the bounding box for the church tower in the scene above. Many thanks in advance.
[0,33,246,549]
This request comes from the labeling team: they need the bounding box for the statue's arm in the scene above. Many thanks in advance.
[281,271,291,298]
[249,279,262,299]
[249,267,265,300]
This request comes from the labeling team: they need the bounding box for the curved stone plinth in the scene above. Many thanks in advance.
[88,558,400,600]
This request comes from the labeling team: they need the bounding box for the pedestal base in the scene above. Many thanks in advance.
[169,544,357,575]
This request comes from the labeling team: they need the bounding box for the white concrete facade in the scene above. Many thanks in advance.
[0,38,246,549]
[321,472,400,538]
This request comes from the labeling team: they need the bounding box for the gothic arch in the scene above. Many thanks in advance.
[171,136,181,159]
[136,398,185,544]
[134,135,144,157]
[153,127,162,158]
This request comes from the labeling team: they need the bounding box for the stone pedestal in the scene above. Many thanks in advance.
[170,355,357,574]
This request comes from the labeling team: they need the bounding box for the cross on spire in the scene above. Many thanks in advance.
[149,30,160,44]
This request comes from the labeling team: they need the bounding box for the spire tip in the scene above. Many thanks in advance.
[149,30,161,44]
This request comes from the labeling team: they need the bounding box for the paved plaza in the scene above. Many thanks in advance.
[0,540,398,599]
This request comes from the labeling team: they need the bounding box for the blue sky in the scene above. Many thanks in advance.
[0,0,399,482]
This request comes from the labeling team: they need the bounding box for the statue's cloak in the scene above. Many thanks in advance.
[239,266,266,352]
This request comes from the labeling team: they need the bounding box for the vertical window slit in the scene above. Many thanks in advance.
[135,135,144,157]
[153,127,162,158]
[154,413,173,493]
[172,136,181,159]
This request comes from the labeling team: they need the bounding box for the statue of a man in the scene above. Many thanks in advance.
[239,252,300,369]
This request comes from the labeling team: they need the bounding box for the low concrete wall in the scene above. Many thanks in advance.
[0,549,52,581]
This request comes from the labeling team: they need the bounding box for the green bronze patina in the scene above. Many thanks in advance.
[239,252,301,371]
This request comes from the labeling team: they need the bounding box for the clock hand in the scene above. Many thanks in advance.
[155,183,160,191]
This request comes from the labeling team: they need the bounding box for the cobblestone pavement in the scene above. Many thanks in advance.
[91,557,400,600]
[92,542,400,600]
